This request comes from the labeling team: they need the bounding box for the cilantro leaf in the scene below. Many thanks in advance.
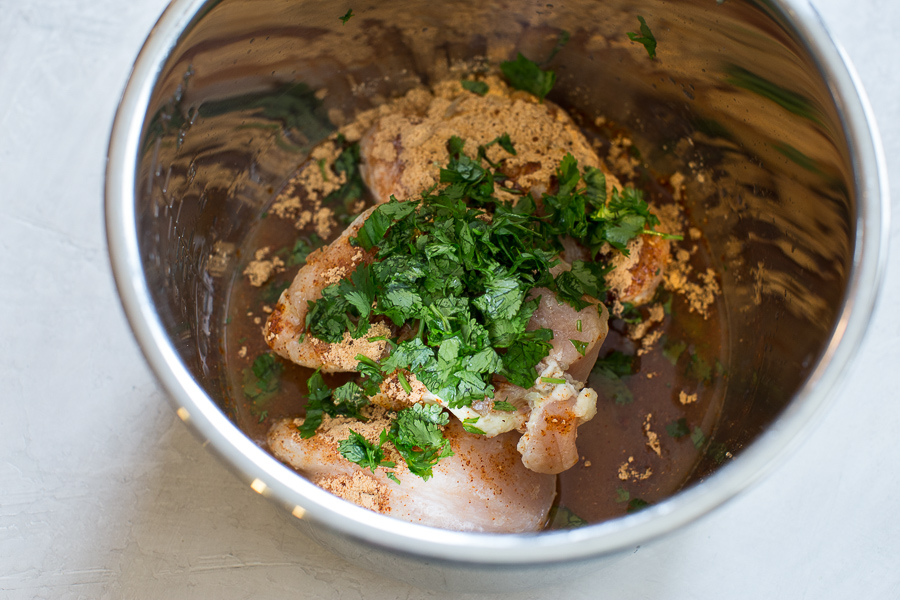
[626,16,657,59]
[353,198,418,250]
[547,504,588,529]
[298,370,330,438]
[339,429,395,472]
[501,328,553,388]
[339,9,354,24]
[492,400,517,412]
[333,381,368,417]
[388,404,453,480]
[627,498,651,513]
[593,351,635,378]
[462,417,486,435]
[570,339,588,356]
[500,53,557,101]
[691,427,706,449]
[546,30,571,62]
[261,280,290,304]
[590,351,635,405]
[461,79,489,96]
[286,234,322,266]
[663,338,687,364]
[666,418,690,438]
[553,261,609,310]
[242,353,283,404]
[689,351,713,383]
[299,370,370,438]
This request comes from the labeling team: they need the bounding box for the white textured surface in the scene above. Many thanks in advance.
[1,0,898,597]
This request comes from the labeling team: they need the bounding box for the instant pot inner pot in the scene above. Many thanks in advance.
[137,0,852,525]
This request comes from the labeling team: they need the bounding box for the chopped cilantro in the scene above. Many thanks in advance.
[298,369,368,438]
[261,280,290,304]
[627,498,650,513]
[339,9,353,24]
[715,360,728,377]
[619,302,643,324]
[242,353,283,404]
[462,417,486,435]
[301,139,671,431]
[339,429,395,472]
[591,351,635,405]
[576,319,582,332]
[287,234,322,266]
[546,30,571,62]
[570,339,588,356]
[615,487,630,503]
[593,351,634,378]
[547,504,588,529]
[397,371,412,394]
[333,381,368,414]
[388,404,454,480]
[691,426,706,449]
[662,338,687,365]
[707,441,730,465]
[461,79,489,96]
[542,156,679,258]
[626,16,657,59]
[325,139,366,210]
[492,400,517,412]
[500,53,556,101]
[541,377,567,385]
[666,417,690,439]
[688,351,712,383]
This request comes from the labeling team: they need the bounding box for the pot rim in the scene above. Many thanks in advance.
[105,0,889,565]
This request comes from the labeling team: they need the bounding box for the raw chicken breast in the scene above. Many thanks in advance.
[268,409,556,533]
[527,288,610,383]
[607,234,671,306]
[358,77,621,205]
[264,206,392,372]
[517,361,598,474]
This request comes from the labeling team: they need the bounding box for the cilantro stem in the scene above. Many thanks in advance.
[398,371,412,394]
[541,376,567,384]
[416,318,425,341]
[642,228,683,241]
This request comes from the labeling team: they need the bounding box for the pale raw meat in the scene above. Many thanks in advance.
[268,411,556,533]
[263,206,391,372]
[358,78,621,205]
[517,361,598,474]
[527,287,610,383]
[607,234,671,306]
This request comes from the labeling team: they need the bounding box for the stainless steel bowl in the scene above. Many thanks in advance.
[105,0,888,591]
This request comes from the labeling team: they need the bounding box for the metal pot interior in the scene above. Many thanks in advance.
[113,0,880,571]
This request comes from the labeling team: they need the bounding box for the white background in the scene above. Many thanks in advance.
[1,0,897,598]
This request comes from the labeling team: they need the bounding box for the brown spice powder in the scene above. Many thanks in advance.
[242,247,285,287]
[643,413,662,457]
[679,390,698,405]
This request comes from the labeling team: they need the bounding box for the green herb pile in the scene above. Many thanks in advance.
[295,53,675,479]
[303,371,453,482]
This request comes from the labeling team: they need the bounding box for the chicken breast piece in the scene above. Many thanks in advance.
[358,77,621,205]
[607,234,671,306]
[517,361,598,474]
[264,206,392,372]
[527,288,610,383]
[268,409,556,533]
